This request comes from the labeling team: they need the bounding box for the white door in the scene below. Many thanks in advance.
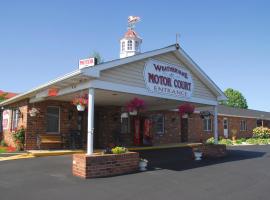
[223,118,228,138]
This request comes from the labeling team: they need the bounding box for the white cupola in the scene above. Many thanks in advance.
[120,16,142,59]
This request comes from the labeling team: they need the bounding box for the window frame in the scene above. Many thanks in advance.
[127,40,132,50]
[11,109,19,131]
[121,41,125,51]
[152,114,165,135]
[121,116,130,134]
[240,120,247,131]
[46,106,60,134]
[203,118,212,132]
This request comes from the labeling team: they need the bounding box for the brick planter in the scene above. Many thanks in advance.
[193,144,227,158]
[72,152,140,178]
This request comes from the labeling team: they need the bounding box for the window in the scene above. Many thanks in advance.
[240,120,247,131]
[152,114,164,134]
[121,117,130,134]
[121,41,125,51]
[127,40,132,50]
[0,110,3,133]
[46,107,60,133]
[203,118,212,131]
[257,119,263,127]
[11,109,19,131]
[135,41,139,50]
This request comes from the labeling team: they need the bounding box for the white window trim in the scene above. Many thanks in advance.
[127,40,132,50]
[11,109,19,132]
[240,120,247,131]
[203,118,212,132]
[153,114,165,135]
[46,106,60,134]
[121,41,125,52]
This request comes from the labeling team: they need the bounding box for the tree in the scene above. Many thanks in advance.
[220,88,248,109]
[0,93,7,102]
[90,51,104,64]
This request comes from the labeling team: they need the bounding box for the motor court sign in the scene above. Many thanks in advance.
[143,59,193,98]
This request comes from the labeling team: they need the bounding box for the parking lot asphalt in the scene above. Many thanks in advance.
[1,145,270,200]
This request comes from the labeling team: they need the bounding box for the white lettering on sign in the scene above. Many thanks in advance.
[79,58,96,69]
[143,59,193,98]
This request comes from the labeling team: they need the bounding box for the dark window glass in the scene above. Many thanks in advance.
[46,107,60,133]
[152,114,164,134]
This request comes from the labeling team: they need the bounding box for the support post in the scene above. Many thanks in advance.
[214,105,218,144]
[87,88,95,155]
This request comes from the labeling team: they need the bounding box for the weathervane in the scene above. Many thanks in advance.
[128,16,141,30]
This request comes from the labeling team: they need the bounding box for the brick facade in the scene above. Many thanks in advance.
[2,100,28,148]
[72,152,139,178]
[1,99,268,150]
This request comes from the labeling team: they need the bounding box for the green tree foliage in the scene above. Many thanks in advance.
[91,51,104,64]
[220,88,248,109]
[0,93,7,102]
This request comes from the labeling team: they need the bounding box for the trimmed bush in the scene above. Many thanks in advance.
[253,127,270,139]
[219,138,233,145]
[111,146,128,154]
[206,137,215,144]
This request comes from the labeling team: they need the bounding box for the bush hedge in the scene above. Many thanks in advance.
[252,127,270,139]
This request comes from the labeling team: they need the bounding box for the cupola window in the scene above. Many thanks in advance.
[127,40,132,50]
[121,41,125,51]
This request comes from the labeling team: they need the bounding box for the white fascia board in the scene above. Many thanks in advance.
[174,49,227,101]
[34,80,92,99]
[0,69,83,106]
[89,80,218,106]
[82,45,177,76]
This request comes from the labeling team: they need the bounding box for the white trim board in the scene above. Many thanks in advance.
[89,80,218,106]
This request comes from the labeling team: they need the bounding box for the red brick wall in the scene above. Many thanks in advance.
[25,100,78,150]
[146,110,181,145]
[188,113,258,142]
[2,100,28,148]
[73,152,139,178]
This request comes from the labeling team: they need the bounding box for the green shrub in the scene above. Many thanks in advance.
[12,127,25,151]
[206,137,215,144]
[252,127,270,139]
[235,138,246,144]
[0,139,7,147]
[219,138,233,145]
[111,146,128,154]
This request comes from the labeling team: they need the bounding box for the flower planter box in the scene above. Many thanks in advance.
[192,144,227,158]
[72,152,140,178]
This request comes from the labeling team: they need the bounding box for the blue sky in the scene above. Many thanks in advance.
[0,0,269,111]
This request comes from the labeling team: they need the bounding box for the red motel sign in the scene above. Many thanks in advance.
[79,57,96,69]
[48,88,59,97]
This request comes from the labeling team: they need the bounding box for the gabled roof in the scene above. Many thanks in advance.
[83,43,227,101]
[0,44,226,106]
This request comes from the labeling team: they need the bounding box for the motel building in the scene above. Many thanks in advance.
[1,16,269,165]
[0,20,227,154]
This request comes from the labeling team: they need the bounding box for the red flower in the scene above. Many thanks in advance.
[126,97,145,112]
[178,103,195,115]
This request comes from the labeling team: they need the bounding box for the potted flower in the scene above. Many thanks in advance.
[29,107,39,117]
[231,129,237,142]
[126,97,145,116]
[178,103,195,118]
[72,95,88,111]
[139,158,148,171]
[193,147,203,161]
